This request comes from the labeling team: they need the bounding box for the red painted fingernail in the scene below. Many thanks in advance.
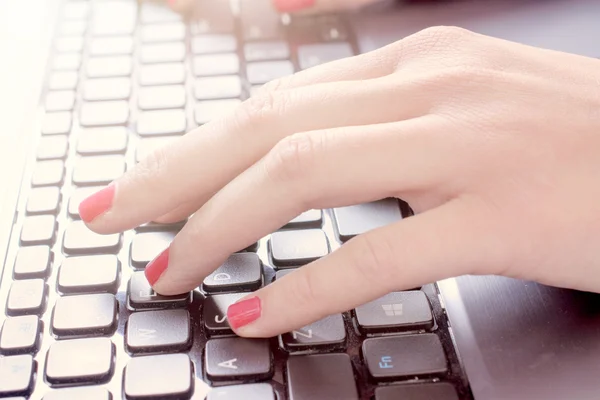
[168,0,176,4]
[79,185,115,223]
[273,0,315,12]
[145,247,170,286]
[227,297,262,330]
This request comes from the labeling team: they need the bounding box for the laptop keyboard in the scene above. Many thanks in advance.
[0,0,473,399]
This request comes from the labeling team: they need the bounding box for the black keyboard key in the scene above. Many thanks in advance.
[43,387,112,400]
[91,1,136,36]
[0,316,41,354]
[45,338,114,385]
[281,314,345,351]
[203,293,246,335]
[0,355,34,397]
[354,291,434,334]
[138,85,186,110]
[51,293,118,337]
[192,34,237,54]
[270,229,329,267]
[52,53,81,70]
[90,37,134,56]
[297,42,354,70]
[49,71,78,90]
[68,187,101,218]
[362,334,447,380]
[139,63,185,86]
[86,56,133,78]
[239,0,283,41]
[63,221,122,254]
[56,36,84,51]
[77,127,128,155]
[202,253,262,293]
[45,90,75,112]
[333,199,403,242]
[205,337,272,381]
[141,2,182,24]
[6,279,47,316]
[375,383,459,400]
[193,53,239,76]
[80,101,129,127]
[275,269,294,280]
[26,187,61,215]
[287,353,358,400]
[208,383,275,400]
[42,112,72,135]
[130,232,175,269]
[13,245,51,280]
[140,43,186,64]
[137,109,187,136]
[20,215,57,246]
[316,15,351,42]
[140,22,185,43]
[31,160,65,187]
[191,0,234,34]
[37,136,69,160]
[126,309,191,354]
[194,99,241,125]
[83,77,131,101]
[72,155,126,186]
[194,76,242,100]
[58,255,120,294]
[124,354,193,399]
[244,41,290,62]
[246,60,294,85]
[128,271,190,309]
[285,209,322,229]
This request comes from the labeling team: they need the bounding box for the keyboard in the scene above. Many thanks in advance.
[0,0,473,399]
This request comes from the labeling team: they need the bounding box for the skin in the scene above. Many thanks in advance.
[85,11,600,337]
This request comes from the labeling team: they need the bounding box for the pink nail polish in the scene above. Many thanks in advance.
[273,0,315,12]
[78,185,115,223]
[145,247,170,286]
[227,297,262,330]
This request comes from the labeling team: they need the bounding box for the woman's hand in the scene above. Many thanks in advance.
[80,26,600,337]
[168,0,383,14]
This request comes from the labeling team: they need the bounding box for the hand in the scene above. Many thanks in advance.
[80,27,600,338]
[167,0,382,14]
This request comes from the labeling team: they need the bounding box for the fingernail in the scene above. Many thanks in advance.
[168,0,176,4]
[227,297,262,330]
[79,185,115,223]
[274,0,315,12]
[145,247,170,286]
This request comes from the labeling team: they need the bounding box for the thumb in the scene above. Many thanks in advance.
[227,199,504,337]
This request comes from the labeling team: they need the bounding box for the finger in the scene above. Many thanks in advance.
[148,116,449,295]
[228,198,508,337]
[82,74,429,234]
[153,202,195,224]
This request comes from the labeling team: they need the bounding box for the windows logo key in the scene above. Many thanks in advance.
[381,304,403,317]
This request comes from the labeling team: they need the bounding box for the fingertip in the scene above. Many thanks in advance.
[227,296,263,335]
[79,184,115,224]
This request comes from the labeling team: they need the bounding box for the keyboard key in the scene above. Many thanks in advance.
[362,334,447,380]
[244,41,290,62]
[0,355,34,397]
[270,229,329,267]
[58,255,120,294]
[0,316,40,354]
[136,137,176,163]
[36,136,68,160]
[194,99,241,125]
[275,269,294,281]
[42,112,71,135]
[52,54,81,70]
[240,0,283,41]
[375,383,459,400]
[92,1,137,36]
[126,309,191,353]
[281,314,345,351]
[205,338,272,381]
[124,354,193,399]
[26,187,61,215]
[247,60,294,85]
[192,34,237,54]
[20,215,56,246]
[52,293,118,337]
[48,71,78,90]
[203,293,246,335]
[354,291,434,334]
[63,2,89,20]
[60,21,87,37]
[31,160,64,187]
[130,232,175,269]
[287,353,358,400]
[45,338,114,385]
[141,22,185,43]
[83,77,131,101]
[194,76,242,100]
[135,219,187,231]
[139,63,185,86]
[68,187,102,218]
[6,279,47,316]
[316,15,351,42]
[43,387,112,400]
[128,271,190,309]
[333,199,403,242]
[77,127,128,155]
[13,245,51,279]
[193,53,239,76]
[63,220,122,255]
[191,0,234,34]
[141,42,186,64]
[72,155,126,186]
[90,37,134,56]
[80,101,129,126]
[87,56,133,78]
[208,384,275,400]
[137,110,186,136]
[138,85,186,110]
[285,209,322,229]
[297,42,354,70]
[45,90,75,112]
[202,253,262,293]
[141,2,182,24]
[55,37,84,53]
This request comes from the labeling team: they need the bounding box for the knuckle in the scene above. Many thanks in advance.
[352,233,399,287]
[263,132,321,184]
[396,26,475,63]
[237,89,291,133]
[288,269,321,311]
[130,145,171,190]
